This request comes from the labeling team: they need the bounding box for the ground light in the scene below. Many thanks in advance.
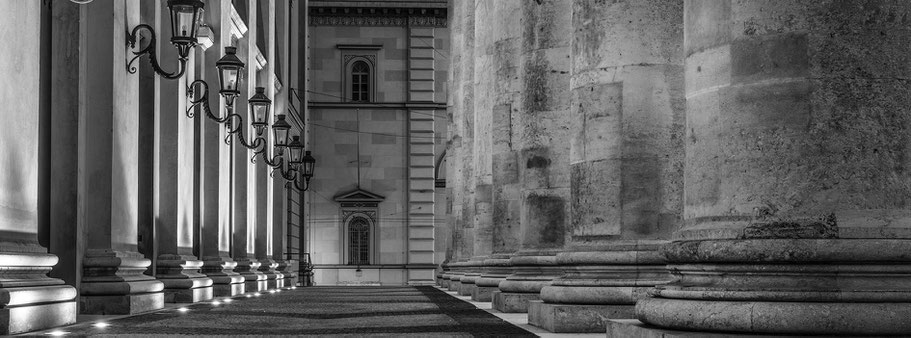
[245,294,252,298]
[93,322,110,328]
[177,307,190,313]
[211,301,221,306]
[223,298,233,303]
[45,331,69,336]
[254,292,262,297]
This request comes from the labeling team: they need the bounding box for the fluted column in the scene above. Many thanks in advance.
[152,0,213,304]
[199,0,245,297]
[635,1,911,335]
[79,0,165,315]
[526,0,684,333]
[0,1,77,333]
[492,0,572,314]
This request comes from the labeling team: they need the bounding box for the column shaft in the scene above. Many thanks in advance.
[637,1,911,335]
[79,0,164,315]
[527,0,685,333]
[493,0,572,314]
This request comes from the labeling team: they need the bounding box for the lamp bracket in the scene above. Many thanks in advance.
[127,24,187,79]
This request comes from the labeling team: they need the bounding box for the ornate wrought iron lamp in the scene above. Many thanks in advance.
[127,0,205,78]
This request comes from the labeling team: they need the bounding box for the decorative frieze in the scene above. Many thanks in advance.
[309,7,447,27]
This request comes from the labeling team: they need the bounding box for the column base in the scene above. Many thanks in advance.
[2,299,76,335]
[492,291,539,313]
[448,281,462,292]
[458,283,476,296]
[638,297,911,336]
[81,250,165,315]
[245,279,268,292]
[202,256,244,297]
[81,292,164,315]
[213,282,245,297]
[607,319,793,338]
[471,286,498,302]
[528,300,634,333]
[164,285,213,303]
[0,284,77,334]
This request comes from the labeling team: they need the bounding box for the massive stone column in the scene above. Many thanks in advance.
[635,1,911,335]
[528,0,684,333]
[152,0,213,304]
[442,0,476,294]
[199,0,245,298]
[0,1,77,333]
[492,0,572,314]
[469,0,525,303]
[79,0,165,315]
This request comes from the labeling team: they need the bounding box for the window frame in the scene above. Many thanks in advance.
[342,55,375,103]
[341,212,376,266]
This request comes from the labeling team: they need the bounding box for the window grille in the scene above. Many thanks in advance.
[348,217,370,265]
[350,61,370,102]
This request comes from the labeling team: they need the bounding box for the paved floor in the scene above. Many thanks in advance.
[437,287,604,338]
[29,286,535,337]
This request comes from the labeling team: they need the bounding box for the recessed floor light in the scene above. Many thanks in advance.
[177,307,190,313]
[93,322,110,328]
[223,298,233,303]
[45,331,69,336]
[212,301,221,306]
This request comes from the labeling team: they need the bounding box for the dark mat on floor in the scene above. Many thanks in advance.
[28,286,535,337]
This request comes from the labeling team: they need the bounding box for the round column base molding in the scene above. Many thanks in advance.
[540,285,650,305]
[637,297,911,335]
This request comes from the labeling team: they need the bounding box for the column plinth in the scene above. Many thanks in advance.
[472,255,511,301]
[80,250,164,314]
[493,250,562,313]
[256,258,283,289]
[457,257,485,296]
[202,255,245,296]
[528,242,669,332]
[156,255,214,303]
[0,250,77,334]
[235,258,266,292]
[275,260,298,287]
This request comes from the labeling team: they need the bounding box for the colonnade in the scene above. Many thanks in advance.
[0,0,304,334]
[440,0,911,335]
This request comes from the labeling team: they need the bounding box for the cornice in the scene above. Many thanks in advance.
[308,6,447,27]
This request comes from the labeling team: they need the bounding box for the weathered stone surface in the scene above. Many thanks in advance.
[491,291,540,313]
[639,1,911,335]
[527,300,634,333]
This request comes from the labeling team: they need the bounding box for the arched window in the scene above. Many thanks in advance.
[350,61,370,102]
[347,216,370,265]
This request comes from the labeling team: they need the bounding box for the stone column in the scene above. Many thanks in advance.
[254,0,282,291]
[442,0,476,294]
[79,0,165,315]
[199,0,245,298]
[0,1,77,333]
[492,0,572,314]
[152,0,213,304]
[272,0,297,288]
[528,0,684,333]
[472,0,525,303]
[635,1,911,335]
[232,33,267,293]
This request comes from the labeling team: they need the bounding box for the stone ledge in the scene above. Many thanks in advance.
[528,300,633,333]
[606,319,808,338]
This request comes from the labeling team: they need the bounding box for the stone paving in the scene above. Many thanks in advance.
[28,286,535,337]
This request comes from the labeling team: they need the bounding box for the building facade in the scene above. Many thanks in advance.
[304,0,449,286]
